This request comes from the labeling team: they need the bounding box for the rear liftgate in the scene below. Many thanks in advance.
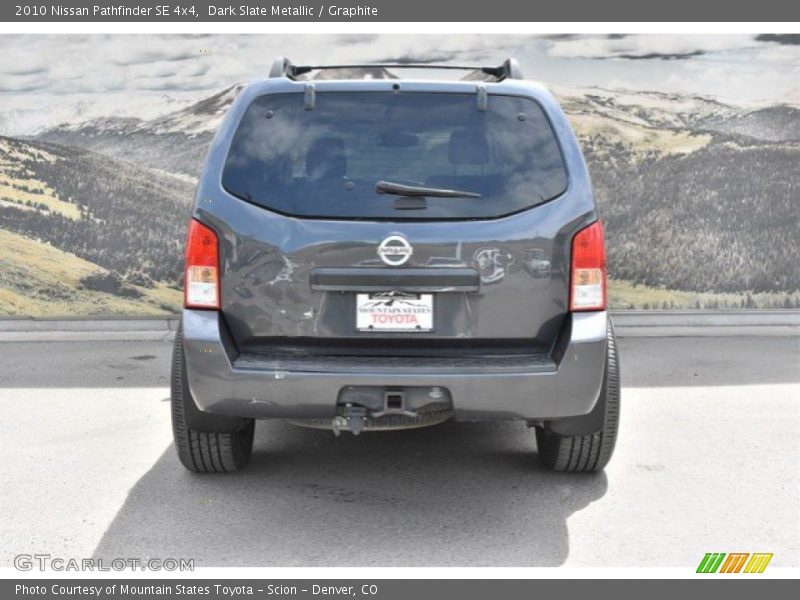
[289,267,480,434]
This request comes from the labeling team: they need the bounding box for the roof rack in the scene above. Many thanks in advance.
[268,57,523,82]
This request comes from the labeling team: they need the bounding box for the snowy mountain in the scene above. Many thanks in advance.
[131,85,244,137]
[35,86,243,177]
[550,85,742,130]
[696,105,800,143]
[0,93,198,138]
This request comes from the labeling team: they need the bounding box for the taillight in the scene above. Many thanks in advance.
[184,218,220,310]
[570,220,606,312]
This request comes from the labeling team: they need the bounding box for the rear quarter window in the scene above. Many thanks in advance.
[222,91,568,220]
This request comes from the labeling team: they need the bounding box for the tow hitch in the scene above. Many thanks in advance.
[333,389,427,436]
[333,404,369,436]
[290,386,454,434]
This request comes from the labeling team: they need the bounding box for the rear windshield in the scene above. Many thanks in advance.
[222,91,568,220]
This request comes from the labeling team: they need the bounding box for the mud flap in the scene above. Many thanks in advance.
[547,321,615,436]
[546,383,606,435]
[174,321,252,433]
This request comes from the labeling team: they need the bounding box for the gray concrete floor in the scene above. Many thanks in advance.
[0,334,798,567]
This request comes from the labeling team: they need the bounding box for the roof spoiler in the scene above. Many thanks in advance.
[268,57,523,82]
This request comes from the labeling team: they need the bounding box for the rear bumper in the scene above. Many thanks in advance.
[181,309,608,421]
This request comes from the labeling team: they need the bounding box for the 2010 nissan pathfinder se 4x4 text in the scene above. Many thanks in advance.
[172,58,620,474]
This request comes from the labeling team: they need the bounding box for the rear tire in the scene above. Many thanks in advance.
[536,320,620,473]
[171,322,255,473]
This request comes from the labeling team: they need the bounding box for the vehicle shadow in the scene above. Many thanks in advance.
[93,420,607,567]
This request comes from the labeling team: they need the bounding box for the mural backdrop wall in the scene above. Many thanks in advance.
[0,34,798,316]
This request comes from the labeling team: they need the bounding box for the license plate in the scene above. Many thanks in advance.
[356,292,433,332]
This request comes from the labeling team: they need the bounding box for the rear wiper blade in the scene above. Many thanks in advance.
[376,180,482,198]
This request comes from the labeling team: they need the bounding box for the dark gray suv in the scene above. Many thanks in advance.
[172,58,619,474]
